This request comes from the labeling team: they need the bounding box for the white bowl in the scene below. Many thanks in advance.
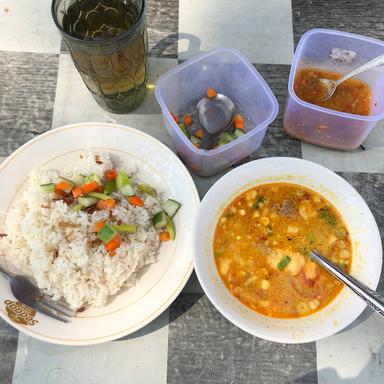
[0,122,199,345]
[193,157,382,343]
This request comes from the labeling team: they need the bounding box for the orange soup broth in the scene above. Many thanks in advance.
[294,67,371,116]
[213,183,352,319]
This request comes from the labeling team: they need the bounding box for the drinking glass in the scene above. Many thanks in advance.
[52,0,148,113]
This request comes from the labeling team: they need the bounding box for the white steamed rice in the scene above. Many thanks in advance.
[0,151,162,309]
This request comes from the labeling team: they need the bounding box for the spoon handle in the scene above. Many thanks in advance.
[335,54,384,85]
[310,251,384,317]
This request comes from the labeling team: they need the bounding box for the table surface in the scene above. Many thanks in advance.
[1,0,384,383]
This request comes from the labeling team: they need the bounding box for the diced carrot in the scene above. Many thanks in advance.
[97,198,116,211]
[105,234,121,253]
[170,112,179,124]
[72,186,83,198]
[55,188,65,197]
[55,181,73,191]
[194,143,201,149]
[233,113,244,130]
[82,180,98,194]
[159,231,170,241]
[128,195,144,207]
[105,169,118,181]
[207,87,217,99]
[195,129,203,139]
[183,114,193,126]
[94,220,106,233]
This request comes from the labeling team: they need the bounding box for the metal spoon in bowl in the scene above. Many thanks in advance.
[196,93,236,149]
[320,54,384,102]
[310,251,384,318]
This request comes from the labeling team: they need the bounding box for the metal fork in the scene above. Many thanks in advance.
[0,265,75,322]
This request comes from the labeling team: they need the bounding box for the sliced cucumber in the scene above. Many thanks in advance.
[178,123,190,138]
[113,224,137,233]
[87,192,111,200]
[104,179,117,195]
[234,129,245,138]
[40,183,55,193]
[59,176,75,185]
[137,183,157,197]
[84,173,101,185]
[190,135,201,146]
[166,215,176,240]
[72,174,85,186]
[72,203,83,212]
[218,132,235,143]
[58,176,75,193]
[162,199,181,218]
[97,223,117,244]
[116,171,135,196]
[152,211,168,229]
[78,196,98,208]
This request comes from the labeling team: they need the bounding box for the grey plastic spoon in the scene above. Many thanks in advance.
[320,54,384,101]
[196,93,236,150]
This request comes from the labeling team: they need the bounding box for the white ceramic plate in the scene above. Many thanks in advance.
[193,157,382,343]
[0,122,199,345]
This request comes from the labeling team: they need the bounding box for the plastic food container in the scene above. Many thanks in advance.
[155,48,278,176]
[284,29,384,150]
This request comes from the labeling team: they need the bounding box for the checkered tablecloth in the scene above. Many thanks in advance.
[1,0,384,383]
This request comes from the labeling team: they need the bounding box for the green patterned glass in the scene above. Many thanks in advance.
[52,0,148,113]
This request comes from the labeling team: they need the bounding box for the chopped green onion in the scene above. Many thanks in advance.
[319,207,337,226]
[137,183,157,197]
[214,250,223,258]
[97,223,117,244]
[336,228,347,238]
[104,180,117,195]
[308,233,316,244]
[277,256,291,270]
[87,192,111,200]
[116,171,134,196]
[40,183,55,193]
[112,224,137,233]
[253,196,266,209]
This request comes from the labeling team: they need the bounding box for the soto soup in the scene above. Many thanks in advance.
[213,183,352,319]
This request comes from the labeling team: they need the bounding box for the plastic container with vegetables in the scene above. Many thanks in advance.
[155,48,278,176]
[170,87,247,150]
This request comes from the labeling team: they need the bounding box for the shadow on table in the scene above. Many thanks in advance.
[149,32,202,61]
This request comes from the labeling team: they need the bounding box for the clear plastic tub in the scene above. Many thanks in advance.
[284,29,384,150]
[155,48,278,176]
